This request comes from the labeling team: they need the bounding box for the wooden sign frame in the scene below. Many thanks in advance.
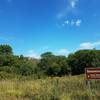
[85,68,100,80]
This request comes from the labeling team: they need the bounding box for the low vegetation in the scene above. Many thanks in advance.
[0,75,100,100]
[0,44,100,78]
[0,44,100,100]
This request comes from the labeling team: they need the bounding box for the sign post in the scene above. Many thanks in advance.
[85,68,100,89]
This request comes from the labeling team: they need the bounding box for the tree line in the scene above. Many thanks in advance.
[0,44,100,78]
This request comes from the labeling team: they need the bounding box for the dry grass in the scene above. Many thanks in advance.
[0,75,100,100]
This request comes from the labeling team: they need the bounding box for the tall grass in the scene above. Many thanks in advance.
[0,75,100,100]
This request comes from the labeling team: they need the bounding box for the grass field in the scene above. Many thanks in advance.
[0,75,100,100]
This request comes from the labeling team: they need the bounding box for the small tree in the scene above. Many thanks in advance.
[67,50,99,75]
[0,44,13,55]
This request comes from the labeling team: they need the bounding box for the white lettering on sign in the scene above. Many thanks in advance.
[87,70,100,73]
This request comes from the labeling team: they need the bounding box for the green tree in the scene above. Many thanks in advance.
[68,50,99,75]
[11,56,38,76]
[0,44,13,55]
[47,62,60,76]
[38,52,56,75]
[56,56,70,76]
[38,52,69,76]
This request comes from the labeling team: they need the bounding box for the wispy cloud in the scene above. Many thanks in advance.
[26,50,41,59]
[64,20,69,24]
[79,41,100,49]
[57,48,70,56]
[62,19,82,27]
[57,0,79,19]
[26,48,70,59]
[67,0,79,15]
[56,0,82,28]
[69,0,78,9]
[75,19,82,26]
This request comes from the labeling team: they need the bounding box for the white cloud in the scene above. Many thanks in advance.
[56,0,81,28]
[26,50,40,59]
[63,20,69,26]
[75,19,82,26]
[28,50,34,53]
[71,1,75,8]
[63,19,82,27]
[57,49,69,56]
[68,0,79,11]
[57,0,79,19]
[64,20,69,24]
[70,0,78,8]
[70,19,75,26]
[80,43,94,49]
[93,41,100,46]
[79,41,100,49]
[26,48,71,59]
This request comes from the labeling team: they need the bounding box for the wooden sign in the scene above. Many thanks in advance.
[85,68,100,80]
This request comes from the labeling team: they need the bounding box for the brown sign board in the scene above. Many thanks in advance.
[85,68,100,80]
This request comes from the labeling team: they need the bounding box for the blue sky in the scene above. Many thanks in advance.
[0,0,100,58]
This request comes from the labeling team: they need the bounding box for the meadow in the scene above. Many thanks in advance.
[0,75,100,100]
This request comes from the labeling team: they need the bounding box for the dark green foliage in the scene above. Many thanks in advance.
[0,56,3,66]
[0,44,100,78]
[0,44,13,55]
[11,56,38,76]
[56,56,70,76]
[0,45,38,77]
[38,52,70,76]
[68,50,100,75]
[38,50,100,76]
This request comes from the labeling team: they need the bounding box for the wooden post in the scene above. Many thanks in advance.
[87,80,91,90]
[85,68,91,90]
[85,68,100,90]
[85,80,91,90]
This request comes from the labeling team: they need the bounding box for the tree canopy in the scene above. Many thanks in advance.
[0,44,13,55]
[0,44,100,78]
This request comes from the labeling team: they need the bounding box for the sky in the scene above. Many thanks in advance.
[0,0,100,58]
